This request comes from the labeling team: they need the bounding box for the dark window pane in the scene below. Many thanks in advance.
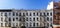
[1,17,3,21]
[5,13,7,16]
[50,12,52,16]
[37,13,38,16]
[30,13,31,16]
[26,17,28,21]
[33,18,35,21]
[40,17,42,20]
[26,23,28,27]
[9,23,11,27]
[47,17,49,21]
[13,18,15,21]
[37,23,38,26]
[47,23,49,27]
[19,13,21,16]
[30,18,31,21]
[37,17,38,21]
[9,17,11,21]
[44,12,46,16]
[50,23,52,27]
[19,18,21,21]
[50,17,52,21]
[33,13,35,16]
[26,13,28,16]
[33,23,35,27]
[47,12,49,16]
[23,18,25,21]
[16,17,18,21]
[9,12,11,16]
[16,13,18,16]
[40,13,42,16]
[30,23,32,27]
[13,12,15,16]
[23,13,25,16]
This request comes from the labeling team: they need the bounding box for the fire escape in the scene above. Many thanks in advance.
[4,13,11,27]
[19,12,26,28]
[40,12,48,28]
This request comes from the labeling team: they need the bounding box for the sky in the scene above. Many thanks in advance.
[54,0,60,2]
[0,0,52,10]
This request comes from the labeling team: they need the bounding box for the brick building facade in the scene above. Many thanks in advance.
[53,1,60,28]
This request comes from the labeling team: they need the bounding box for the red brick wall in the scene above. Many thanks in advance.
[53,2,60,28]
[53,1,60,25]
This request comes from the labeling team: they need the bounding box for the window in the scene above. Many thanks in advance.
[40,13,42,16]
[5,18,7,22]
[26,13,28,16]
[37,13,38,16]
[30,13,31,16]
[5,13,7,16]
[50,17,52,21]
[19,18,21,21]
[23,13,25,16]
[40,17,42,21]
[26,17,28,21]
[37,23,38,26]
[16,17,18,21]
[5,23,7,27]
[1,23,3,27]
[16,13,18,16]
[30,18,31,21]
[19,13,21,16]
[9,12,11,16]
[44,12,46,16]
[9,17,11,21]
[26,23,28,27]
[1,17,3,21]
[33,13,35,16]
[33,17,35,21]
[33,23,35,27]
[9,23,11,27]
[44,18,46,21]
[1,12,3,16]
[30,23,32,27]
[44,23,45,26]
[19,23,21,26]
[47,17,49,21]
[50,23,52,27]
[47,12,49,16]
[13,18,15,21]
[50,12,52,16]
[47,23,49,27]
[37,17,39,21]
[54,5,58,8]
[23,18,25,21]
[13,12,15,16]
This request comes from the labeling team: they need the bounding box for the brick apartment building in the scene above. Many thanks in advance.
[53,1,60,28]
